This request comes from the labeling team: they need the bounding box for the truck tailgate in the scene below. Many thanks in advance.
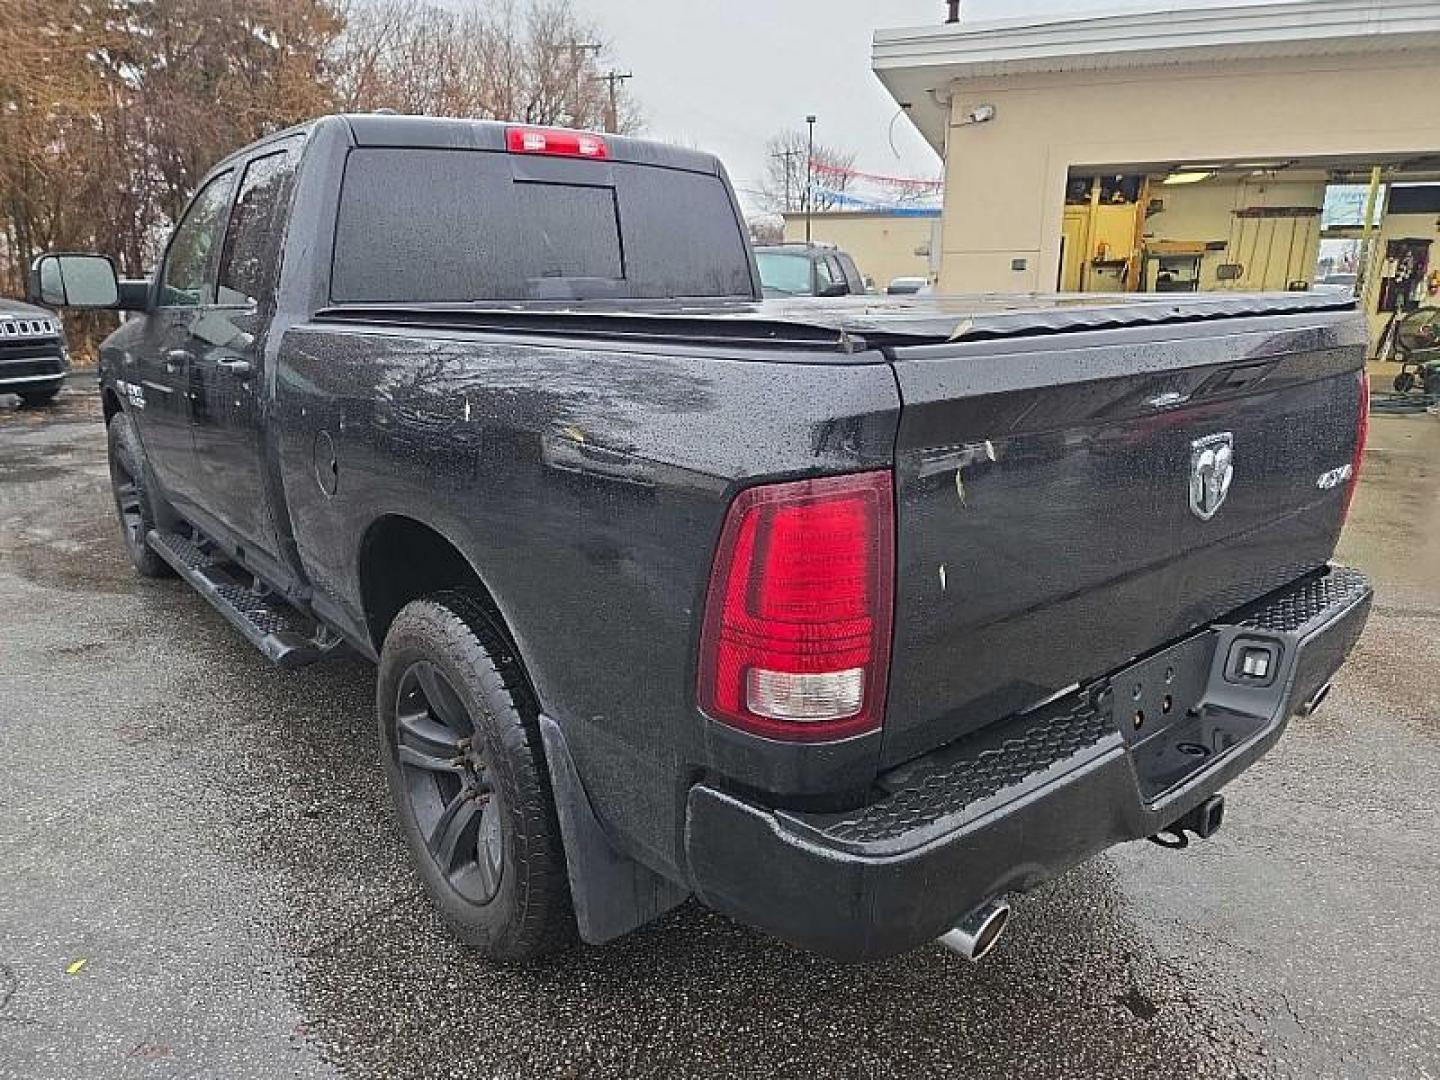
[882,308,1368,766]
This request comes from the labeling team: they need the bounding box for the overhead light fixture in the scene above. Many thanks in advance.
[1232,162,1289,170]
[1163,171,1215,185]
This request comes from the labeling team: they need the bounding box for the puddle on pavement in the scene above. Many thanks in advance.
[3,488,135,594]
[0,387,134,594]
[1337,414,1440,595]
[0,384,102,425]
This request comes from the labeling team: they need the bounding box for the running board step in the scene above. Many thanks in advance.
[146,529,341,669]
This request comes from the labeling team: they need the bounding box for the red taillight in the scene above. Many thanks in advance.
[1342,369,1369,523]
[697,472,895,742]
[505,125,609,159]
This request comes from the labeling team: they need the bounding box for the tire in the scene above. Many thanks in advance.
[106,412,172,578]
[1394,371,1416,394]
[17,385,61,406]
[377,591,577,960]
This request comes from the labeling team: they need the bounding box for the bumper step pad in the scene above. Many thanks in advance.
[1234,566,1369,634]
[793,695,1117,852]
[147,530,341,669]
[781,565,1371,856]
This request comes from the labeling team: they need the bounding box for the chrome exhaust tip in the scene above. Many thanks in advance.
[938,899,1011,962]
[1298,682,1333,718]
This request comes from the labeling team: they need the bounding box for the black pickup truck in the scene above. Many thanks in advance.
[32,115,1373,963]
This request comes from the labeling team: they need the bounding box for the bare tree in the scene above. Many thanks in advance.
[0,0,122,287]
[760,129,857,215]
[135,0,343,224]
[746,215,784,245]
[0,0,341,353]
[333,0,640,132]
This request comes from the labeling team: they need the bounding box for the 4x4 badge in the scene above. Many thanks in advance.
[1189,432,1234,521]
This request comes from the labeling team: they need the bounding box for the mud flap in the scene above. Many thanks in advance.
[537,714,689,945]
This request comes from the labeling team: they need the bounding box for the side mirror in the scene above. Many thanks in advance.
[818,281,849,298]
[29,253,121,309]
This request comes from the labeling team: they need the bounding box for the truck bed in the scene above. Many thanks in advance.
[308,291,1367,770]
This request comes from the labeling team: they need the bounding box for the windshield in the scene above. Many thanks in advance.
[755,251,812,295]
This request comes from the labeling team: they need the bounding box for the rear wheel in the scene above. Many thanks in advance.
[1395,371,1417,394]
[106,412,172,578]
[377,591,576,960]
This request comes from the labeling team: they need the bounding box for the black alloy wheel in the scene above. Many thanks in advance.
[394,659,505,905]
[377,592,576,960]
[111,450,145,555]
[106,412,171,578]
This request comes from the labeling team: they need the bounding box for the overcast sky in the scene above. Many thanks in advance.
[565,0,1260,213]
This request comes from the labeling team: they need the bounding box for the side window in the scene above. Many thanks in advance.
[217,141,302,307]
[826,256,850,294]
[159,171,235,308]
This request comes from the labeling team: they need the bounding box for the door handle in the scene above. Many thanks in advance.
[216,358,253,376]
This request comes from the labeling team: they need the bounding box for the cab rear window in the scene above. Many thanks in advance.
[331,148,753,303]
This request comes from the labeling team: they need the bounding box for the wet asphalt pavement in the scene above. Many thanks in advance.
[1,382,1437,1079]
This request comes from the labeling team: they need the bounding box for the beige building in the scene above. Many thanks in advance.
[872,0,1440,356]
[780,210,939,289]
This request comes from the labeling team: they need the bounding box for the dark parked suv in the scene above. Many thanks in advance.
[754,242,867,297]
[0,298,67,405]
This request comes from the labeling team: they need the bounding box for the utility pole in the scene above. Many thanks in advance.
[771,148,802,212]
[592,69,632,133]
[551,41,599,125]
[805,114,817,244]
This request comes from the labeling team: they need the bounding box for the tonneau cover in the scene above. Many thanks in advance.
[762,290,1356,342]
[316,291,1357,352]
